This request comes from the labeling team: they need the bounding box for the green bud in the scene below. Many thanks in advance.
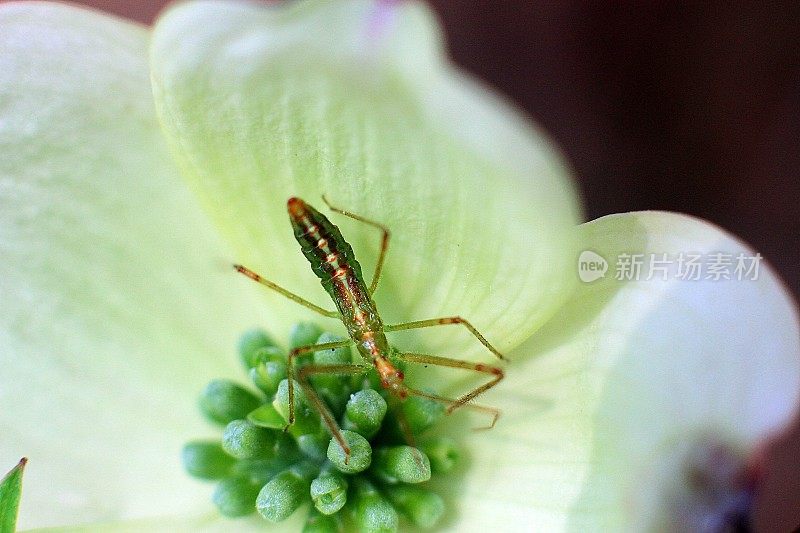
[313,333,352,364]
[273,379,320,435]
[343,389,387,439]
[250,366,270,394]
[248,403,286,430]
[351,478,399,533]
[297,432,330,462]
[181,441,235,480]
[401,393,445,435]
[272,432,303,462]
[212,477,260,517]
[303,508,340,533]
[272,378,300,419]
[255,345,286,364]
[231,457,293,486]
[230,434,300,485]
[222,419,276,459]
[250,360,287,395]
[327,430,371,474]
[349,367,382,391]
[256,462,318,522]
[310,472,348,515]
[289,322,324,349]
[314,387,350,418]
[199,379,262,426]
[384,485,445,529]
[422,437,459,473]
[371,446,431,484]
[238,328,278,369]
[311,333,353,412]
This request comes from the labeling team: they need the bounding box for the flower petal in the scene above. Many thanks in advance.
[149,0,581,359]
[25,512,303,532]
[449,212,799,530]
[0,3,265,527]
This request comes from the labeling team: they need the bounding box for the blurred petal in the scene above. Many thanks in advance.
[26,512,303,532]
[448,212,799,531]
[0,3,264,528]
[150,0,581,361]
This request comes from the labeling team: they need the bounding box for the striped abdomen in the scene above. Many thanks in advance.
[287,198,383,339]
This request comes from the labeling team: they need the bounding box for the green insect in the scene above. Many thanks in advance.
[235,196,505,459]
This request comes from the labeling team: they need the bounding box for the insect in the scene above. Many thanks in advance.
[234,196,505,459]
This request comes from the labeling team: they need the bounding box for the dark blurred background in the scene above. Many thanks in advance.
[66,1,800,529]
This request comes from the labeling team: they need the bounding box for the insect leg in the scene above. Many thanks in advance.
[286,340,353,427]
[234,264,338,318]
[321,194,390,295]
[394,352,504,422]
[385,317,507,361]
[399,383,502,430]
[384,391,428,472]
[297,362,369,461]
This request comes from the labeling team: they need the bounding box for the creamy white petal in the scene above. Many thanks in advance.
[24,511,303,532]
[447,212,799,531]
[0,3,265,527]
[150,0,581,363]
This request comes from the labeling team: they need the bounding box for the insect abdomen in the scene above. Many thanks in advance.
[288,198,364,284]
[286,197,384,337]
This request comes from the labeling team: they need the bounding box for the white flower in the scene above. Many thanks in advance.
[1,1,797,530]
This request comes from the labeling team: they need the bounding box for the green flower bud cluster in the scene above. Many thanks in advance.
[183,324,459,531]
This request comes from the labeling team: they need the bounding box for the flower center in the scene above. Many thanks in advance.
[182,323,458,531]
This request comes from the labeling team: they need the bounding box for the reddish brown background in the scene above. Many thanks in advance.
[36,0,800,530]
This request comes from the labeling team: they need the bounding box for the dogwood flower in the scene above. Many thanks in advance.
[1,0,797,531]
